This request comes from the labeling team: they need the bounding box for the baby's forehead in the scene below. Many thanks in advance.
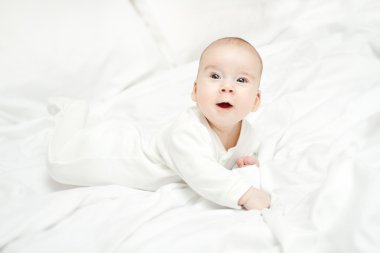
[199,43,261,69]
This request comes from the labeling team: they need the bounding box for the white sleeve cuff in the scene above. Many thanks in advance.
[221,176,253,209]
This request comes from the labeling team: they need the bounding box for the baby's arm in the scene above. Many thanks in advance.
[235,156,272,210]
[158,123,254,209]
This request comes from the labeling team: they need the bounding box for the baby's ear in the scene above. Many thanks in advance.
[251,90,261,112]
[191,82,197,102]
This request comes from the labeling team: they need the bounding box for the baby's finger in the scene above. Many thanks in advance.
[236,158,245,168]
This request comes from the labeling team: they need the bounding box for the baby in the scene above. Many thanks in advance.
[47,37,271,211]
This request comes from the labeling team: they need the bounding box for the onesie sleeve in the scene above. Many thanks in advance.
[156,121,253,209]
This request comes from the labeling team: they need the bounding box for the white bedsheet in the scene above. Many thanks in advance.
[1,0,380,252]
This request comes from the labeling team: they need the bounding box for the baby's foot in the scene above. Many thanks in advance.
[47,97,87,116]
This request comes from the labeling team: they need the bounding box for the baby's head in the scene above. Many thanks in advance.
[192,37,262,130]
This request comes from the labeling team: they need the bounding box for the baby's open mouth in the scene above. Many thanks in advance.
[217,102,233,109]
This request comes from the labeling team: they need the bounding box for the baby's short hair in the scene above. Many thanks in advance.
[199,37,263,78]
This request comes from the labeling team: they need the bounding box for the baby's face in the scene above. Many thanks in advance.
[192,43,261,130]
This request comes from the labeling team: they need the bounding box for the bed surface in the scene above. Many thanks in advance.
[1,0,379,252]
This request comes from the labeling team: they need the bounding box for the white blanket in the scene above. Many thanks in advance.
[1,0,380,252]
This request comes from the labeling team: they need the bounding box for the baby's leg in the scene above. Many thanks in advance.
[47,97,177,190]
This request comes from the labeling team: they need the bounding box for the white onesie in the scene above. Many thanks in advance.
[47,98,261,209]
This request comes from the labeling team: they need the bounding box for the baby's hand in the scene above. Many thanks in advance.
[238,187,271,211]
[236,156,260,168]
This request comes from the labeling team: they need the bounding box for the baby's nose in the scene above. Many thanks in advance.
[220,87,234,93]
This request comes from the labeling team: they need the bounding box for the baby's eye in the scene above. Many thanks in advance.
[210,73,220,79]
[237,77,248,83]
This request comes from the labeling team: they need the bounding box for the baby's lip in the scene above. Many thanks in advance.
[216,102,233,109]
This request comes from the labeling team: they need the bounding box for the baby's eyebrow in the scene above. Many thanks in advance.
[203,65,218,71]
[203,65,255,80]
[241,72,255,80]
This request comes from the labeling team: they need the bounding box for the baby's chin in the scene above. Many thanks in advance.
[206,116,243,131]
